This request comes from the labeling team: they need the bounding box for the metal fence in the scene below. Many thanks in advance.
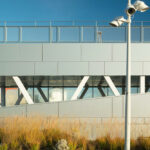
[0,21,150,43]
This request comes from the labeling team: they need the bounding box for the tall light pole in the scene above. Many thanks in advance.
[125,1,132,149]
[125,6,131,150]
[109,1,149,150]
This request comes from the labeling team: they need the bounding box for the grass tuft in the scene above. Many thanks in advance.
[0,116,149,150]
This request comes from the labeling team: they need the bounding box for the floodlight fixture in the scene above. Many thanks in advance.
[134,0,149,12]
[109,16,127,27]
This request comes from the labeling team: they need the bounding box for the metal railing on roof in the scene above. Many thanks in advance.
[1,20,150,26]
[0,21,150,43]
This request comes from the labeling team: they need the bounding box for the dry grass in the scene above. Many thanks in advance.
[0,116,149,150]
[0,116,88,150]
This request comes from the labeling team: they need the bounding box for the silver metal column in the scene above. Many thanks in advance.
[125,7,131,150]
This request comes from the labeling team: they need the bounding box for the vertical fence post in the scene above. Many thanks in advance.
[140,21,144,43]
[72,21,75,26]
[19,27,22,42]
[80,26,83,42]
[95,21,98,43]
[49,21,52,43]
[34,21,37,27]
[4,21,7,42]
[56,27,60,42]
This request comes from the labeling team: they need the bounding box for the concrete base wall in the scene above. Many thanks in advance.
[0,93,150,139]
[1,92,149,118]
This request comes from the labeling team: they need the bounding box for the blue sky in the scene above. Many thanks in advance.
[0,0,150,22]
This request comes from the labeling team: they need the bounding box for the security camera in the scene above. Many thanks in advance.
[126,4,136,15]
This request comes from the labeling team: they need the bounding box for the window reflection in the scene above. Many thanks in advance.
[6,88,18,106]
[49,77,63,87]
[20,88,33,105]
[107,88,114,96]
[49,88,63,102]
[79,87,93,99]
[0,76,144,106]
[64,88,76,101]
[131,87,139,94]
[34,88,48,103]
[117,87,123,95]
[94,88,103,97]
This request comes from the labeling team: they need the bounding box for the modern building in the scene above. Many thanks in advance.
[0,20,150,108]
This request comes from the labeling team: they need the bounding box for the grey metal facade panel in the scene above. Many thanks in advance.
[43,44,81,61]
[131,62,143,75]
[35,62,58,75]
[89,62,104,75]
[0,62,34,75]
[105,62,126,75]
[0,43,149,75]
[143,62,150,75]
[81,43,112,61]
[0,44,20,61]
[2,93,150,118]
[0,44,42,62]
[111,43,150,62]
[131,44,150,61]
[131,94,150,117]
[112,44,126,61]
[105,62,143,76]
[27,103,58,116]
[59,98,113,118]
[0,105,26,117]
[112,96,124,117]
[58,62,89,75]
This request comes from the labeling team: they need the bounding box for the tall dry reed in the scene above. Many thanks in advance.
[0,116,149,150]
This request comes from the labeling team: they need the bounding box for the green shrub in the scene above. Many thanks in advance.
[8,141,22,150]
[68,142,77,150]
[94,136,125,150]
[86,141,95,150]
[95,137,109,150]
[30,144,40,150]
[131,139,136,150]
[135,137,150,150]
[0,144,8,150]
